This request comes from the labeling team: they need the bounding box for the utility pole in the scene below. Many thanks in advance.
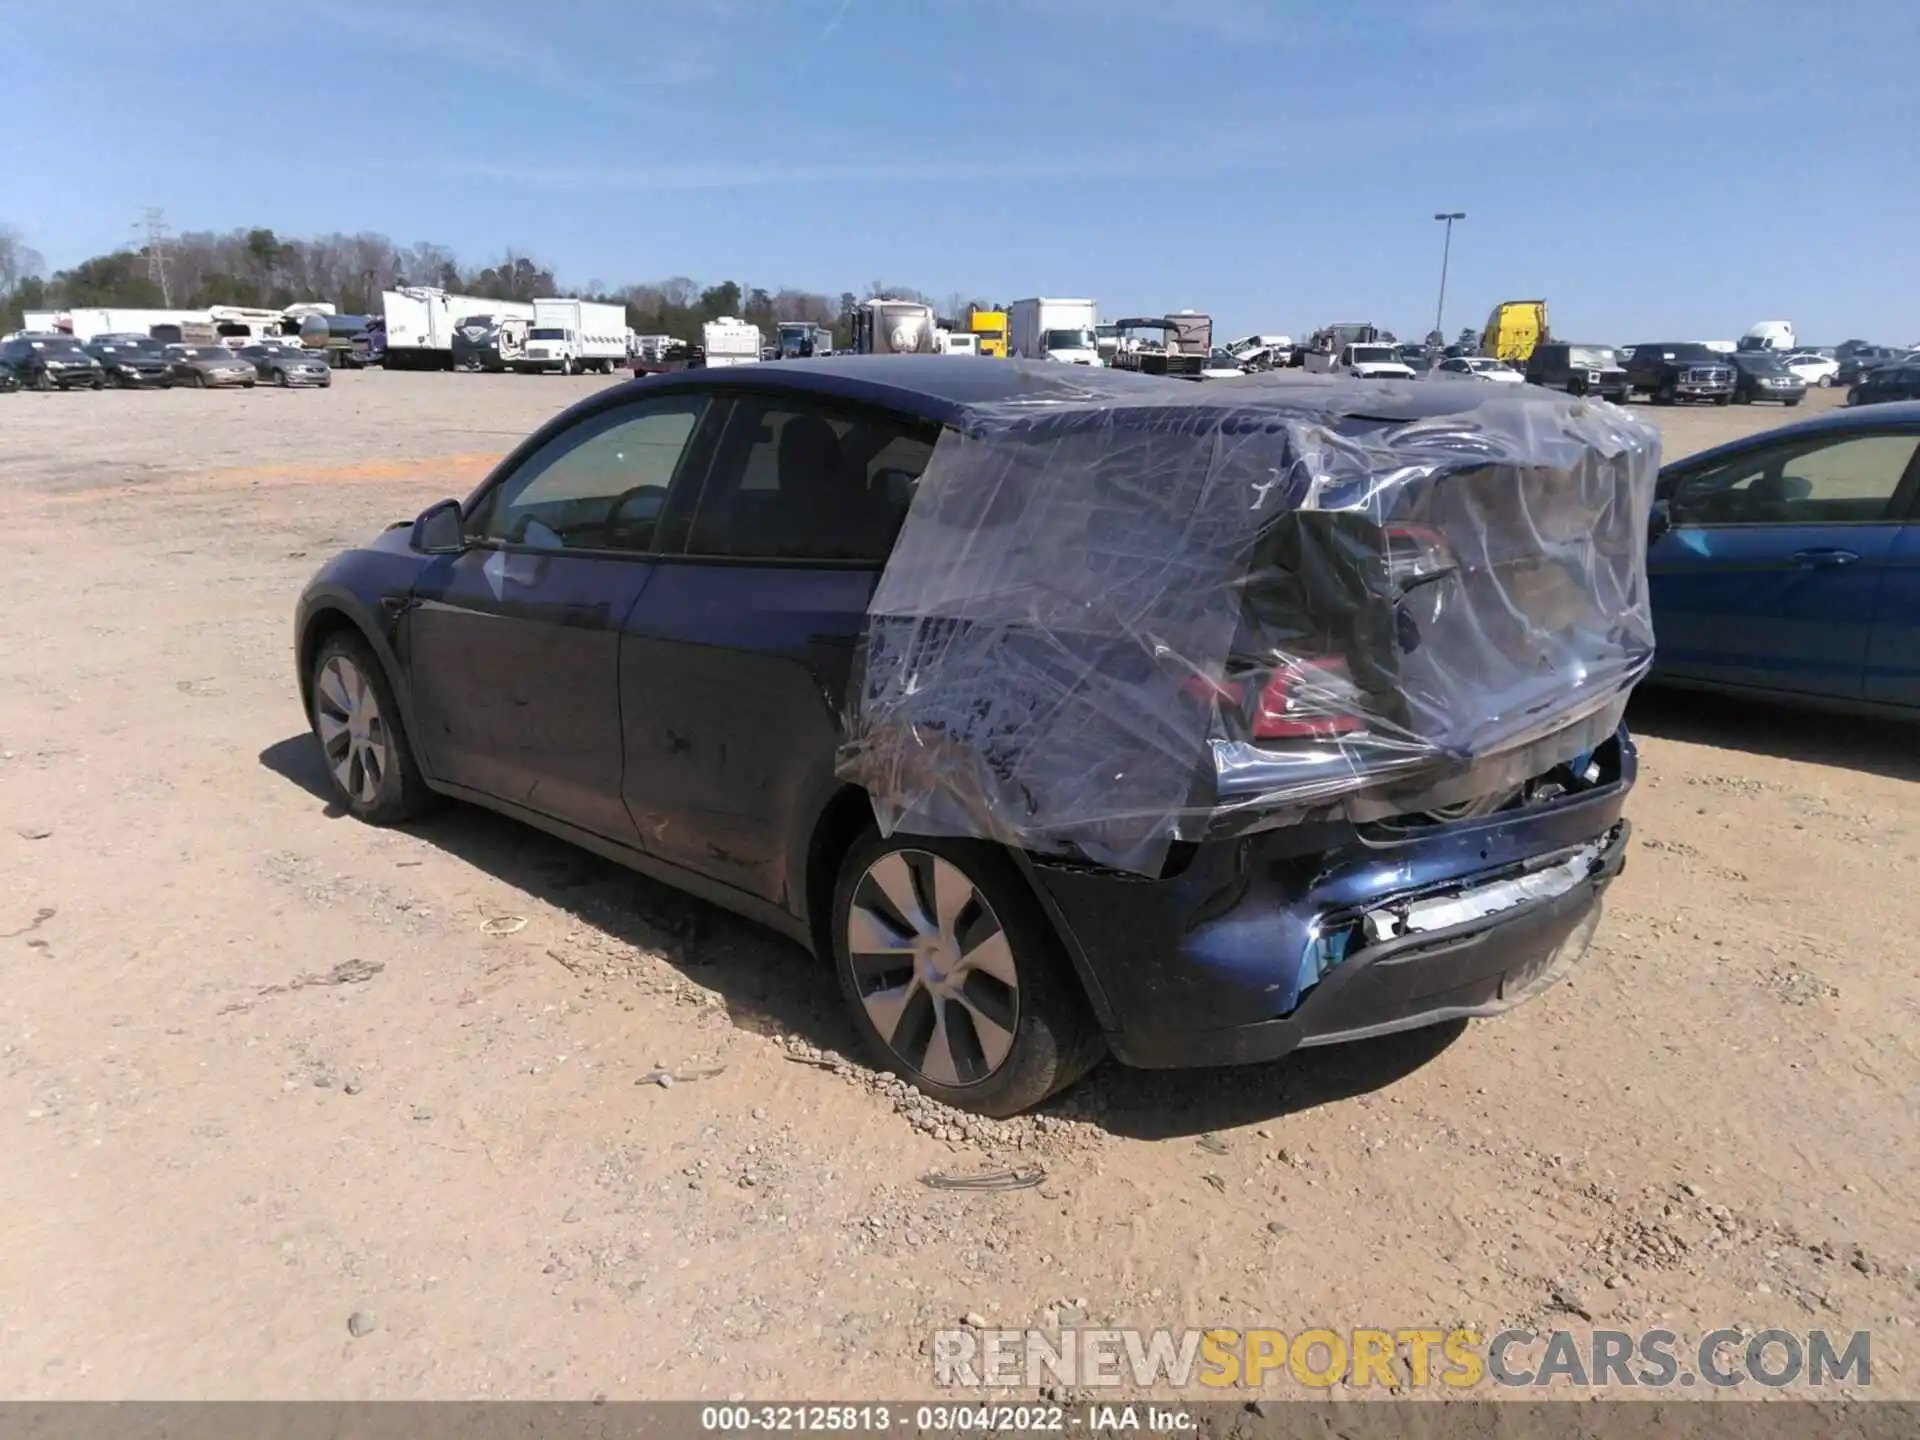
[1432,211,1464,343]
[141,207,174,306]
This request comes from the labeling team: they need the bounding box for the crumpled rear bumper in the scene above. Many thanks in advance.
[1102,820,1629,1068]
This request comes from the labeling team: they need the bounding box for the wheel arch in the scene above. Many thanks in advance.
[294,591,417,747]
[800,786,1117,1030]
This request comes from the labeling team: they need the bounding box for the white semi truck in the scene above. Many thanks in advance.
[515,298,629,374]
[1007,298,1101,364]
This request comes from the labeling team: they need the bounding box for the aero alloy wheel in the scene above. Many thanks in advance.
[306,631,431,823]
[831,833,1104,1115]
[847,850,1021,1086]
[314,651,393,808]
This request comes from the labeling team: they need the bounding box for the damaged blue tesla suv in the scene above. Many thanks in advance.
[295,359,1647,1114]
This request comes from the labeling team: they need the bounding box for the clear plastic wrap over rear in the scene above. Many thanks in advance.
[837,371,1659,875]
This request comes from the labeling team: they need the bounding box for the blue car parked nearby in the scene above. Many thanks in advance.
[1648,400,1920,714]
[295,359,1639,1114]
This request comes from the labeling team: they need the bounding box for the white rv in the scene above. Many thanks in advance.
[379,288,502,370]
[515,298,628,374]
[702,317,763,367]
[1007,298,1102,364]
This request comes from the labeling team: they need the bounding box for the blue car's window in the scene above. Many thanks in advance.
[470,395,709,553]
[1671,432,1918,526]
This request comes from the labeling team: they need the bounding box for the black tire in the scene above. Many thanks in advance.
[308,630,433,825]
[275,369,289,387]
[1734,387,1751,404]
[1654,382,1675,406]
[190,371,205,388]
[830,829,1104,1115]
[1785,397,1802,407]
[31,370,50,392]
[1714,393,1732,406]
[90,376,105,390]
[1818,374,1833,388]
[561,357,576,377]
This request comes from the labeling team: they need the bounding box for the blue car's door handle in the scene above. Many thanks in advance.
[1789,548,1860,568]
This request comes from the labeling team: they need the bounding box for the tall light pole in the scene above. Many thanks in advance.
[1433,211,1465,343]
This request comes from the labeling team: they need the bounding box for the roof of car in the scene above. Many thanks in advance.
[1664,399,1920,471]
[628,355,1180,425]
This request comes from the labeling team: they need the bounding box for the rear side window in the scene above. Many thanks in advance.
[687,397,937,563]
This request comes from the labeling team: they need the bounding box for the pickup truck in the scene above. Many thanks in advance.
[1622,343,1735,405]
[630,342,705,376]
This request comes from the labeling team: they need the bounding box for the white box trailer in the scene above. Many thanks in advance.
[1007,297,1102,364]
[28,308,215,342]
[379,288,502,370]
[702,316,763,367]
[517,298,629,374]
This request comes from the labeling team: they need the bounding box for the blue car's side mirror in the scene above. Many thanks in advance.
[1648,499,1672,541]
[410,498,466,554]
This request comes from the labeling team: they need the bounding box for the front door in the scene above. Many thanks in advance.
[618,393,937,902]
[1650,428,1920,699]
[405,391,715,842]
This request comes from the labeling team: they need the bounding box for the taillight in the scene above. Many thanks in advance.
[1251,658,1366,740]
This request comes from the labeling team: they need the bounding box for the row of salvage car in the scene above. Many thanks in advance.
[0,332,332,392]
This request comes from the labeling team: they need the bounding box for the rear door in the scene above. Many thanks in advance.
[617,392,937,903]
[1649,427,1920,699]
[404,391,716,842]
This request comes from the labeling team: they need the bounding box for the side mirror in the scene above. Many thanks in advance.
[1648,499,1672,541]
[410,498,466,554]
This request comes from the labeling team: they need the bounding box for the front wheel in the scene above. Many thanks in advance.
[560,357,576,376]
[308,631,433,824]
[1714,393,1732,406]
[831,832,1104,1115]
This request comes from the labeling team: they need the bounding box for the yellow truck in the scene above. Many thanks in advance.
[1482,299,1548,365]
[966,307,1009,358]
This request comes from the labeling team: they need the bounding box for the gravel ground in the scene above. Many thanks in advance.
[0,373,1912,1400]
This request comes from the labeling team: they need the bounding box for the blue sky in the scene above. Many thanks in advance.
[3,0,1915,342]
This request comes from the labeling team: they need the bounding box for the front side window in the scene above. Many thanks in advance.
[1670,432,1919,526]
[469,395,709,553]
[687,398,936,563]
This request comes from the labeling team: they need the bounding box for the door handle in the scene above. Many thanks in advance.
[1789,548,1860,568]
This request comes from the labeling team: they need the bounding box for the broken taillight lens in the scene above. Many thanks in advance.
[1251,657,1367,740]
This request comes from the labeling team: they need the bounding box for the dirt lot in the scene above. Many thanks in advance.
[1,373,1912,1400]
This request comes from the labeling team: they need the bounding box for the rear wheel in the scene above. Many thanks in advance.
[308,631,432,824]
[1819,374,1833,387]
[831,832,1103,1115]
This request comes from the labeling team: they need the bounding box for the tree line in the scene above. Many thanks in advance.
[0,222,979,348]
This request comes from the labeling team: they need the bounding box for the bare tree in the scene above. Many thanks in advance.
[0,224,46,300]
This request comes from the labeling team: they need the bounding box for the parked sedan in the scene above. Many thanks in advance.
[1847,363,1920,407]
[238,342,332,388]
[294,359,1638,1114]
[1783,352,1841,387]
[1199,349,1246,380]
[1429,355,1524,383]
[1836,348,1903,386]
[0,334,105,390]
[1647,401,1920,714]
[1728,351,1807,406]
[84,334,174,388]
[164,344,258,389]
